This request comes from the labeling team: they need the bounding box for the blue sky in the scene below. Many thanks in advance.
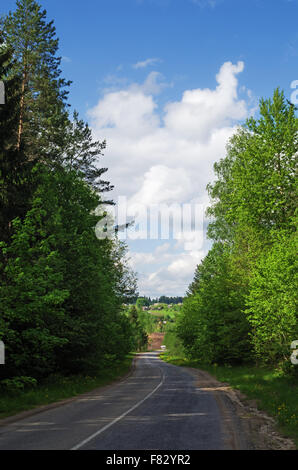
[1,0,298,297]
[2,0,297,111]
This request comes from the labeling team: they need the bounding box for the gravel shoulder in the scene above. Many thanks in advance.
[184,366,296,450]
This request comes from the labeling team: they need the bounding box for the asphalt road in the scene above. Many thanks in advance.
[0,352,244,450]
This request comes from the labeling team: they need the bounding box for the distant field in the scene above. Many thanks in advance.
[148,309,177,319]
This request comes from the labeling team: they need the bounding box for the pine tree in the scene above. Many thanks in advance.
[0,0,71,159]
[0,42,32,243]
[1,0,113,196]
[60,111,114,195]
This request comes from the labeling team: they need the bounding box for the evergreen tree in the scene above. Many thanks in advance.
[60,111,114,196]
[0,42,32,243]
[0,0,137,385]
[0,0,71,158]
[0,163,137,380]
[0,168,69,380]
[1,1,112,196]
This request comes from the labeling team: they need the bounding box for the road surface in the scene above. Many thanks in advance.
[0,351,248,450]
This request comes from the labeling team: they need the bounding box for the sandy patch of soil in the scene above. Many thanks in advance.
[147,333,165,351]
[185,366,296,450]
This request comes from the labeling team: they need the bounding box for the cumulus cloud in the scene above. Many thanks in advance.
[88,61,253,296]
[138,250,206,296]
[164,61,247,142]
[130,165,193,206]
[128,244,205,296]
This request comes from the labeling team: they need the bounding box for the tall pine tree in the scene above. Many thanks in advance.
[1,0,112,196]
[0,41,32,243]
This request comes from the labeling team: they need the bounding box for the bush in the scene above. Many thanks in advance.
[0,376,38,394]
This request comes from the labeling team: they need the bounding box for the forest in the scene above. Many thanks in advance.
[175,89,297,375]
[0,0,297,397]
[0,0,140,392]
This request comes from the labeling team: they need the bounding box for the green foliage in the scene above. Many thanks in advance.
[0,161,136,380]
[135,296,183,306]
[0,0,138,387]
[157,296,183,305]
[0,0,110,196]
[137,308,156,334]
[0,376,38,394]
[177,243,252,364]
[0,185,69,379]
[178,89,297,372]
[163,323,185,357]
[127,306,148,351]
[245,230,298,366]
[59,110,113,195]
[207,89,297,241]
[136,298,148,309]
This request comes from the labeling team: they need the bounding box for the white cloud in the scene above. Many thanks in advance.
[130,165,193,206]
[164,61,247,142]
[89,85,160,137]
[133,58,162,69]
[137,250,206,296]
[89,61,254,296]
[128,244,205,296]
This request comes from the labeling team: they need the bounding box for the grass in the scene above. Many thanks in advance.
[161,353,298,448]
[0,354,134,420]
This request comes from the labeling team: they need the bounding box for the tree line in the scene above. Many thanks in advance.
[135,296,184,307]
[0,0,139,389]
[177,89,297,374]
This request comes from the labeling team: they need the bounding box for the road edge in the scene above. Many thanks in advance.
[0,354,139,428]
[178,364,296,450]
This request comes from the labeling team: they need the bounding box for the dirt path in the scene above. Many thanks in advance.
[185,366,296,450]
[147,333,165,351]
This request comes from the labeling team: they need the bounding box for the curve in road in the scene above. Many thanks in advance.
[0,352,248,450]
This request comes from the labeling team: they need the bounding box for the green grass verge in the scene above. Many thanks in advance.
[161,353,298,448]
[0,354,135,420]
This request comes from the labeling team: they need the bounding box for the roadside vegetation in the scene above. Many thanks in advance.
[160,90,297,446]
[0,0,139,415]
[161,350,298,447]
[0,0,296,442]
[175,90,297,376]
[0,354,134,420]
